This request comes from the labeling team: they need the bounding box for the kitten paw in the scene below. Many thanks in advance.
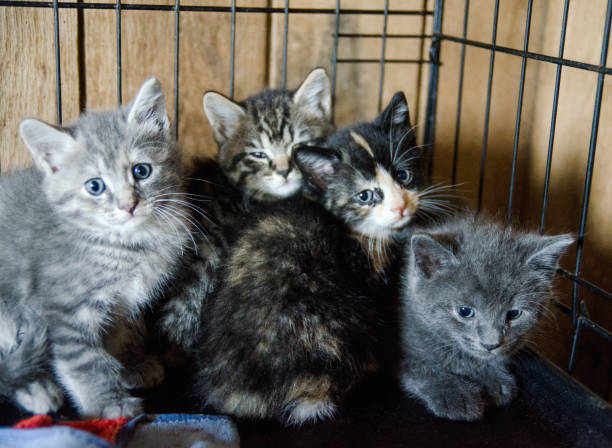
[14,379,65,414]
[284,399,337,426]
[120,355,165,389]
[422,384,485,421]
[485,373,518,407]
[99,397,143,419]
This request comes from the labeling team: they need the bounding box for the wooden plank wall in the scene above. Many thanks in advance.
[1,0,610,399]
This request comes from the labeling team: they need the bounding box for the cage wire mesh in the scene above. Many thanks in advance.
[0,0,611,400]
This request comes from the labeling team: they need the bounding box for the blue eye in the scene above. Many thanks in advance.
[85,178,106,196]
[132,163,152,180]
[396,169,412,183]
[507,309,522,320]
[249,152,268,159]
[458,307,475,318]
[356,189,374,204]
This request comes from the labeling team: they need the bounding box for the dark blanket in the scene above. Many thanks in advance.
[2,350,611,447]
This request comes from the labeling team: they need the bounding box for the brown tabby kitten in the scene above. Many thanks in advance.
[193,93,438,425]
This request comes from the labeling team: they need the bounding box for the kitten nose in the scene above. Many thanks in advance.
[277,169,290,178]
[393,203,408,217]
[482,342,501,351]
[121,201,139,215]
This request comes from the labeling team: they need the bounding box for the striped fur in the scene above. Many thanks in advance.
[203,67,334,202]
[0,78,191,417]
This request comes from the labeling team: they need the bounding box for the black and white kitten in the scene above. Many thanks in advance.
[154,68,334,356]
[192,92,433,425]
[399,214,573,421]
[0,78,191,417]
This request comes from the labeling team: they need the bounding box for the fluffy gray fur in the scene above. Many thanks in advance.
[0,78,191,418]
[399,214,573,421]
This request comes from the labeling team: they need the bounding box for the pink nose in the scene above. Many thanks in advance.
[121,202,138,215]
[393,204,407,217]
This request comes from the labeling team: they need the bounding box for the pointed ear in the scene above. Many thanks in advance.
[526,234,574,273]
[127,77,170,135]
[410,234,459,279]
[19,118,76,175]
[375,91,413,141]
[203,91,246,144]
[292,68,331,119]
[292,145,341,192]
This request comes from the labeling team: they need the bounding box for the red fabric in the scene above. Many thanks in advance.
[13,414,131,443]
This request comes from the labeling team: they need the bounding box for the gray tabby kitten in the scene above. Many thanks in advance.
[0,78,191,418]
[399,214,573,421]
[194,92,435,425]
[155,68,333,355]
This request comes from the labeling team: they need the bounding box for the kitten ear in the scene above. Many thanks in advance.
[203,91,246,144]
[19,118,76,175]
[526,234,574,273]
[293,68,331,119]
[127,77,170,135]
[410,234,459,279]
[293,145,341,192]
[375,91,413,141]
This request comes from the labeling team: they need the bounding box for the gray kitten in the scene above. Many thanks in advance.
[154,68,334,355]
[0,78,191,418]
[399,214,573,421]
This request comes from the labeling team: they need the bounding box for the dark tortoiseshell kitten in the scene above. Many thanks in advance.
[153,69,334,357]
[193,93,433,425]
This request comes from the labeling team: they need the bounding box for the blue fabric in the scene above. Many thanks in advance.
[0,426,114,448]
[0,414,239,448]
[116,414,239,448]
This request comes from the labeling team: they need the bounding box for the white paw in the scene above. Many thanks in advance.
[100,396,143,419]
[14,379,64,414]
[285,400,337,426]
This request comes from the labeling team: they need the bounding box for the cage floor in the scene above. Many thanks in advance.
[1,350,611,447]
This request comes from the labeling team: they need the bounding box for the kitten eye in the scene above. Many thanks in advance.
[356,189,374,204]
[396,169,412,183]
[248,152,268,159]
[507,309,522,320]
[132,163,152,180]
[84,178,106,196]
[457,307,475,318]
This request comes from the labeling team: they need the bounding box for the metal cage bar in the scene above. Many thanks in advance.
[281,0,289,89]
[451,0,469,186]
[540,0,570,234]
[423,0,443,177]
[116,0,122,105]
[506,0,533,225]
[330,0,340,119]
[173,0,179,139]
[229,0,236,99]
[377,0,389,113]
[476,0,499,212]
[53,0,62,124]
[0,2,433,15]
